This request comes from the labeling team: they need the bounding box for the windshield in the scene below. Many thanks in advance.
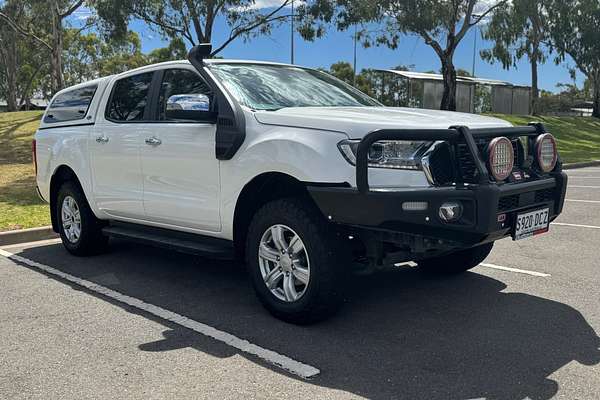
[208,63,381,111]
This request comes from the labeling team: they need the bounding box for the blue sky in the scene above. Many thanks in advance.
[77,6,584,93]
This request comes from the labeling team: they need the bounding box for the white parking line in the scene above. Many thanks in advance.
[0,248,320,379]
[565,199,600,204]
[479,263,551,277]
[553,222,600,230]
[0,238,62,249]
[568,185,600,189]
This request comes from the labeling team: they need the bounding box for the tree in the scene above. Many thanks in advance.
[0,0,88,94]
[0,0,47,110]
[62,30,149,86]
[328,61,355,84]
[537,82,591,115]
[299,0,507,111]
[481,0,549,115]
[549,0,600,118]
[456,68,473,77]
[95,0,292,57]
[147,37,187,63]
[0,0,24,111]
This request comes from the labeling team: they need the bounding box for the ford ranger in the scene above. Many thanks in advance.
[34,44,568,323]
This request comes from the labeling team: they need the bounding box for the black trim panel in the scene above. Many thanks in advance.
[188,46,246,160]
[38,122,95,130]
[103,221,235,260]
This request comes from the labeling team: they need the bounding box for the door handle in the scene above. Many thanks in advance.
[145,137,162,146]
[96,135,109,144]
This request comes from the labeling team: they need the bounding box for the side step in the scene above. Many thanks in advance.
[102,222,235,260]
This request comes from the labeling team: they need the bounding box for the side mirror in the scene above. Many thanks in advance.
[165,94,216,122]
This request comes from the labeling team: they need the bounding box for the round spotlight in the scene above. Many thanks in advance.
[535,133,558,173]
[439,201,463,222]
[487,137,514,181]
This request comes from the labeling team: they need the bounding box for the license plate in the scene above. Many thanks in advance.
[513,207,550,240]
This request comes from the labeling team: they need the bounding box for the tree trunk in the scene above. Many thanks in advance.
[440,58,457,111]
[530,58,539,115]
[5,48,19,112]
[50,1,64,94]
[593,79,600,119]
[6,63,18,111]
[0,30,19,111]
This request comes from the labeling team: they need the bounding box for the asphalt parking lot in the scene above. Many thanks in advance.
[2,167,600,400]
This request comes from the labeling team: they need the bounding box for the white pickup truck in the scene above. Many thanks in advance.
[34,44,567,323]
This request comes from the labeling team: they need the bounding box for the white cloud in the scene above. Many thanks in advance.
[73,8,93,21]
[253,0,291,8]
[242,0,305,10]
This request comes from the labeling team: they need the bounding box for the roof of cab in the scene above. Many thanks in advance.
[52,58,303,96]
[109,58,299,78]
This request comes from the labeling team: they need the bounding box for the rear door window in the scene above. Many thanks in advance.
[106,72,154,122]
[44,85,97,123]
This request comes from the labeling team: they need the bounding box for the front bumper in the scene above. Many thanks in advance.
[308,124,568,252]
[308,172,567,247]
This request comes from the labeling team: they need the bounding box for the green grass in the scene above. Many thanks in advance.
[0,110,599,231]
[489,114,600,164]
[0,111,50,231]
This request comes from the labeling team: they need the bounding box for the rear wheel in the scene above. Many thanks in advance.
[417,242,494,274]
[56,181,108,256]
[246,198,346,324]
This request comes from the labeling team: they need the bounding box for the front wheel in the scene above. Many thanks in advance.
[417,242,494,274]
[246,198,346,324]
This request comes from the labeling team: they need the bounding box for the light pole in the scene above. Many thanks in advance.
[471,14,481,77]
[291,0,295,64]
[472,28,477,76]
[353,24,357,86]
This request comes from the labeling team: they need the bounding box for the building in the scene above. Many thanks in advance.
[373,70,531,115]
[0,98,48,112]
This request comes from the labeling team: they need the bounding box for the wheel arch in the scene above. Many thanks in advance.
[49,165,85,233]
[232,172,319,259]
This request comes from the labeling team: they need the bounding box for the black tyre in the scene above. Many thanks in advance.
[56,181,108,256]
[245,198,346,324]
[417,242,494,274]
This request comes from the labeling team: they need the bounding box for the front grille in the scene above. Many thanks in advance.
[498,195,519,211]
[535,188,555,203]
[426,142,455,185]
[457,143,478,182]
[456,138,523,183]
[498,188,556,212]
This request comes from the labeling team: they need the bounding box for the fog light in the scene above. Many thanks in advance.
[487,136,514,181]
[402,201,428,211]
[536,133,558,173]
[439,201,463,222]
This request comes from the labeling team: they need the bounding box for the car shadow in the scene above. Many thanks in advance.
[15,240,600,400]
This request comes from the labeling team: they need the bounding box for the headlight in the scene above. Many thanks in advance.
[337,139,431,170]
